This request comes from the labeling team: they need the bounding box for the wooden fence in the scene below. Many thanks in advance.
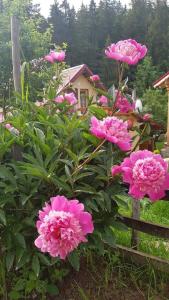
[115,215,169,273]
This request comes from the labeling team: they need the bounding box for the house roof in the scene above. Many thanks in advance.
[57,64,106,94]
[153,71,169,88]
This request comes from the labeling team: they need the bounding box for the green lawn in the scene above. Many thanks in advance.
[116,200,169,260]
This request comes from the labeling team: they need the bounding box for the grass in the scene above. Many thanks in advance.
[116,200,169,260]
[57,251,169,300]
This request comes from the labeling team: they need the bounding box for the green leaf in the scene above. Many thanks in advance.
[86,200,99,212]
[66,148,78,163]
[102,227,116,246]
[47,284,59,296]
[113,194,130,210]
[16,252,29,270]
[111,220,128,231]
[65,165,72,180]
[37,253,51,266]
[0,209,6,225]
[6,252,15,271]
[83,132,99,146]
[8,290,21,300]
[104,193,111,212]
[32,255,40,277]
[34,127,45,142]
[15,233,26,249]
[14,279,26,291]
[0,166,16,186]
[89,105,107,119]
[68,251,80,271]
[92,234,104,255]
[74,172,93,181]
[16,248,24,265]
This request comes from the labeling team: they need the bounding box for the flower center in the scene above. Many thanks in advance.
[117,42,136,56]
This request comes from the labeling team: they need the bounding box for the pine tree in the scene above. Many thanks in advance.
[147,0,169,71]
[135,56,160,96]
[124,0,153,42]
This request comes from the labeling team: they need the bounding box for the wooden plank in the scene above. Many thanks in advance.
[117,216,169,239]
[131,200,140,249]
[11,16,21,93]
[114,244,169,273]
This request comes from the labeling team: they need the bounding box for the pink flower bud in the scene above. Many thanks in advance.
[90,74,100,82]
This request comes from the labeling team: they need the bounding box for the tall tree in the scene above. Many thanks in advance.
[147,0,169,71]
[135,56,160,96]
[124,0,153,42]
[48,1,65,44]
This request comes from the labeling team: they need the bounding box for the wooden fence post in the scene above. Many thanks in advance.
[11,16,21,94]
[131,201,140,249]
[131,88,140,249]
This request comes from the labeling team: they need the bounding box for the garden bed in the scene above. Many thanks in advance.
[56,255,169,300]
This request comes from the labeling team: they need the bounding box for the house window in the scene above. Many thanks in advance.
[74,88,78,99]
[80,89,88,108]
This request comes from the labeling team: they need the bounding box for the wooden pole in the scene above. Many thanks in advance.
[11,16,21,94]
[131,201,140,249]
[166,80,169,146]
[130,88,140,249]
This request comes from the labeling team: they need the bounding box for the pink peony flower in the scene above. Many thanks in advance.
[98,95,108,105]
[115,93,135,113]
[90,116,132,151]
[111,150,169,201]
[55,93,77,105]
[54,95,65,103]
[44,54,55,64]
[105,39,147,65]
[34,195,94,259]
[0,113,4,123]
[90,75,100,82]
[143,113,152,121]
[5,123,19,136]
[44,50,65,63]
[64,93,77,105]
[50,50,65,62]
[5,123,12,130]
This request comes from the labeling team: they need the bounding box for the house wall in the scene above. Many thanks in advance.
[71,75,98,109]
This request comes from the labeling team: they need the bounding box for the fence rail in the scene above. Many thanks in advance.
[117,216,169,239]
[115,215,169,272]
[114,244,169,273]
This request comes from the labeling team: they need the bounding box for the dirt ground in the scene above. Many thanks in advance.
[56,258,169,300]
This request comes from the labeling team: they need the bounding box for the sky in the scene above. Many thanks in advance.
[33,0,130,18]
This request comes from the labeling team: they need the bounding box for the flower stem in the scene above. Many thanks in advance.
[72,139,106,175]
[131,123,148,153]
[112,62,125,113]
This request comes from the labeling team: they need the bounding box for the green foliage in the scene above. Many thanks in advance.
[135,56,159,96]
[142,88,168,126]
[0,0,52,103]
[0,78,131,297]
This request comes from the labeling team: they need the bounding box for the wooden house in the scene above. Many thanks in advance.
[153,71,169,146]
[57,64,106,111]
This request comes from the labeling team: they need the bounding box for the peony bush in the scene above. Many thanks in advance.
[0,39,168,298]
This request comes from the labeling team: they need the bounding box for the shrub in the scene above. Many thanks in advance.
[1,39,167,298]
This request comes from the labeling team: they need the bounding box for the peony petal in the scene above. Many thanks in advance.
[148,190,165,202]
[129,185,145,200]
[79,212,94,234]
[51,195,68,211]
[111,165,122,176]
